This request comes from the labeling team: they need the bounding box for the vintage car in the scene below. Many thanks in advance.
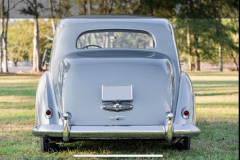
[32,15,200,152]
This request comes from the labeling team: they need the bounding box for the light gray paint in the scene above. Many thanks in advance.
[34,16,199,140]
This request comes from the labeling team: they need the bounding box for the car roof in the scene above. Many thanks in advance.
[67,14,162,19]
[57,15,171,30]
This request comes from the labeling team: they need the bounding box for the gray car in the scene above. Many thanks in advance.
[32,15,200,152]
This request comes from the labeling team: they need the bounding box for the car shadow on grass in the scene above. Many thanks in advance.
[59,140,171,153]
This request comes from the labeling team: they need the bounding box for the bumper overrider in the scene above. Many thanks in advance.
[32,113,200,142]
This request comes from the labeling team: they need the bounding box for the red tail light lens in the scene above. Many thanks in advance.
[184,110,189,116]
[45,109,53,119]
[46,110,52,115]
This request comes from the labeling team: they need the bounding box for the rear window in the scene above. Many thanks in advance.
[77,30,155,49]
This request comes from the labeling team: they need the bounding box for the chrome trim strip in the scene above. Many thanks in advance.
[32,124,200,140]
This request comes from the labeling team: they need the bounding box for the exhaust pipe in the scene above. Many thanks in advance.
[178,138,186,145]
[45,138,52,143]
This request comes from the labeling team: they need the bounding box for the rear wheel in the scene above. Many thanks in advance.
[40,138,59,152]
[174,137,191,151]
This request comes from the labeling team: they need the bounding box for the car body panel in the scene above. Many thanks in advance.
[61,51,174,125]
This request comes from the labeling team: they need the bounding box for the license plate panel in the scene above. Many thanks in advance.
[102,85,133,102]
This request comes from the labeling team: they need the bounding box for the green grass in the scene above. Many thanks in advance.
[0,71,239,159]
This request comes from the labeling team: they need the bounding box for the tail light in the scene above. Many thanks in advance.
[45,109,52,119]
[182,108,190,119]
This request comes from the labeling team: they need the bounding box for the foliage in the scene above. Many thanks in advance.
[7,19,53,64]
[3,0,239,69]
[8,20,34,64]
[173,0,239,69]
[38,19,53,62]
[174,18,239,64]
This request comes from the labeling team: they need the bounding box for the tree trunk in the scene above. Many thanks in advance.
[234,63,239,71]
[50,0,55,34]
[0,0,3,73]
[231,33,239,71]
[127,1,133,14]
[32,0,42,72]
[197,53,200,71]
[2,0,8,73]
[103,0,106,14]
[105,32,109,48]
[83,0,87,15]
[194,35,200,71]
[93,33,99,46]
[42,48,47,66]
[108,0,113,14]
[2,34,8,72]
[230,51,239,71]
[194,55,197,71]
[149,0,154,16]
[0,30,2,72]
[58,0,62,19]
[187,27,191,70]
[87,0,91,15]
[219,44,223,71]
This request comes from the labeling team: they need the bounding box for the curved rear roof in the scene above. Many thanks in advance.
[67,14,162,19]
[57,15,171,29]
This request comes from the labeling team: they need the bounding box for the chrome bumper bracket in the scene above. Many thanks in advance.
[165,113,174,142]
[63,112,72,142]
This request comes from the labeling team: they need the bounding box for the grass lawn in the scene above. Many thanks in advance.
[0,71,238,159]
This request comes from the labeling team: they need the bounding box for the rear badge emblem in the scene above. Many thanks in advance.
[110,116,125,120]
[102,102,133,112]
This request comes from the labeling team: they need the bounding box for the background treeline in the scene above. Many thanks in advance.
[0,0,239,72]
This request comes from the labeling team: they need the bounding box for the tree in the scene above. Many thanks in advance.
[20,0,43,72]
[0,0,23,73]
[8,19,53,67]
[87,0,91,14]
[0,2,2,73]
[175,0,239,71]
[49,0,55,34]
[1,0,9,73]
[38,19,53,64]
[221,18,239,71]
[8,20,34,66]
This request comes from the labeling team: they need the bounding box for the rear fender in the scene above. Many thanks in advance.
[174,72,196,125]
[35,71,61,125]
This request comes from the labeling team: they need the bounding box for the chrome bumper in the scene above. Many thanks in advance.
[32,124,200,140]
[33,112,200,142]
